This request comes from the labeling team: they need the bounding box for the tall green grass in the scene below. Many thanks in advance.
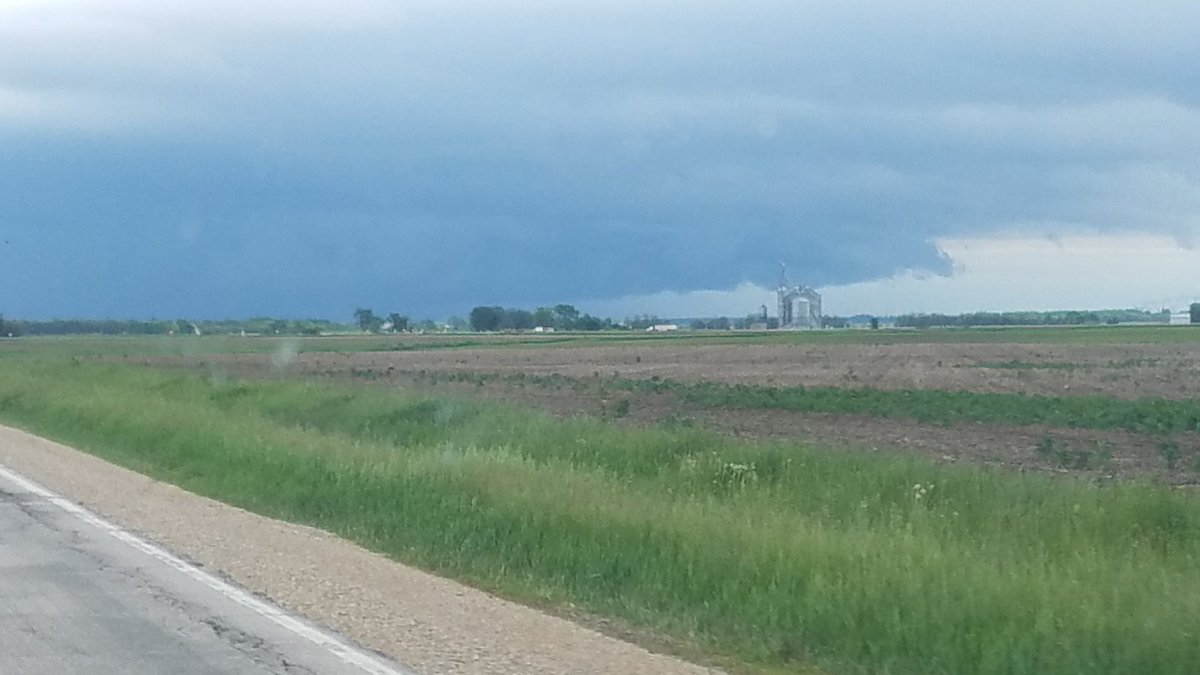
[2,358,1200,674]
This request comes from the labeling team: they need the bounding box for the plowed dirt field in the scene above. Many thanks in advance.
[141,336,1200,485]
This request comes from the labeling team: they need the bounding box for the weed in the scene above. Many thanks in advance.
[1036,436,1057,458]
[1035,436,1097,470]
[1158,441,1182,470]
[713,461,758,491]
[912,481,935,501]
[1092,440,1115,470]
[612,398,631,418]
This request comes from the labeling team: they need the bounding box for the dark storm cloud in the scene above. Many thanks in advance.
[2,0,1198,319]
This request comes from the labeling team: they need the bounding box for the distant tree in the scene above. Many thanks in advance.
[706,317,731,330]
[870,317,880,330]
[627,314,661,330]
[386,313,409,333]
[1191,303,1200,324]
[738,313,765,329]
[532,306,555,328]
[499,309,535,330]
[553,304,580,330]
[446,315,468,331]
[354,308,380,333]
[296,321,322,336]
[576,314,606,331]
[895,308,1167,329]
[469,306,503,332]
[690,319,707,330]
[269,319,289,334]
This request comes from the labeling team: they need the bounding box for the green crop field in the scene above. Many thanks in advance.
[2,336,1200,674]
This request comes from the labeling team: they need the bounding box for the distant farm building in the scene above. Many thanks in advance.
[776,264,822,329]
[1170,312,1191,325]
[646,324,679,332]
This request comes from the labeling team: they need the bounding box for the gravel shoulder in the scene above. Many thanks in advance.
[0,424,723,675]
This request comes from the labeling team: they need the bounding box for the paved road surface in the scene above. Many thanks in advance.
[0,465,413,675]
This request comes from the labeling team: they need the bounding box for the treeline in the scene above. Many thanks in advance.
[0,317,172,337]
[200,318,349,335]
[352,308,448,333]
[0,316,348,337]
[466,308,862,332]
[469,304,613,331]
[895,309,1170,329]
[705,315,856,330]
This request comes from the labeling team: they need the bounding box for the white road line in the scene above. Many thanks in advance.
[0,463,418,675]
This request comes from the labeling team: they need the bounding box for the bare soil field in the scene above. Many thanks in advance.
[144,340,1200,400]
[133,338,1200,486]
[381,373,1200,486]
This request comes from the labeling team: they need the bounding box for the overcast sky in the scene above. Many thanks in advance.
[3,1,1198,321]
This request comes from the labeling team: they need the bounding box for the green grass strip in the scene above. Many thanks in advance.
[2,358,1200,674]
[607,378,1200,434]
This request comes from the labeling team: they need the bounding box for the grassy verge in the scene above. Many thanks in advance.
[2,358,1200,674]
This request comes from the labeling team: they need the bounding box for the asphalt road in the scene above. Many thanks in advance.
[0,465,414,675]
